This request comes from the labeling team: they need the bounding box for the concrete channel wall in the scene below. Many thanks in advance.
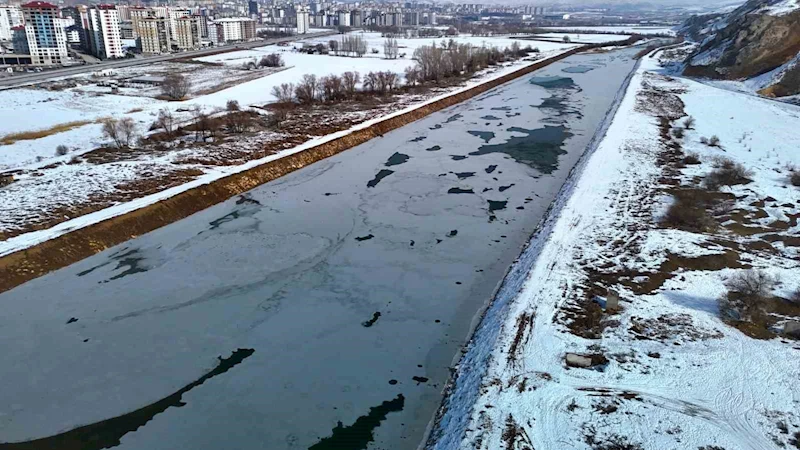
[0,46,593,294]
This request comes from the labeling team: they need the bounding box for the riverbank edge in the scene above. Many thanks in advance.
[421,48,646,450]
[0,48,594,294]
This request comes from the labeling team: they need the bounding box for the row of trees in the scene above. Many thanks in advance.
[329,35,369,57]
[410,41,535,84]
[271,69,403,105]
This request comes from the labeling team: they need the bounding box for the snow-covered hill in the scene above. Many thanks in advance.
[683,0,800,98]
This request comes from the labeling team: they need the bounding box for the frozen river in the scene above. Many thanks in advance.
[0,47,639,450]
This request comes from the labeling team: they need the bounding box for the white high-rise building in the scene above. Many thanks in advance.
[167,8,190,41]
[0,5,24,42]
[22,1,69,66]
[296,7,309,34]
[87,5,123,59]
[337,10,350,27]
[213,17,255,43]
[137,16,171,54]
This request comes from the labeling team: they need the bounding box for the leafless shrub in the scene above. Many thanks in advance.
[683,116,695,129]
[295,74,318,104]
[226,100,240,111]
[721,270,777,322]
[156,108,175,137]
[271,83,295,104]
[342,71,360,97]
[55,144,69,156]
[708,135,721,147]
[672,127,685,139]
[258,53,284,67]
[663,190,715,232]
[101,117,138,148]
[562,35,572,43]
[191,107,215,141]
[682,152,700,164]
[704,158,753,190]
[225,111,254,134]
[791,171,800,187]
[161,73,190,100]
[700,136,709,145]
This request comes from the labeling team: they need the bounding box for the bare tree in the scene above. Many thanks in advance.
[102,117,138,148]
[271,83,295,103]
[375,71,399,94]
[363,71,379,92]
[319,75,345,103]
[328,39,339,56]
[102,118,121,147]
[342,71,360,97]
[404,66,419,86]
[192,107,212,141]
[156,108,175,136]
[384,38,399,59]
[118,118,138,147]
[295,74,318,104]
[161,73,191,100]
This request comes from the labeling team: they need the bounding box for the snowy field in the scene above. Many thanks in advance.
[542,25,676,36]
[531,32,632,43]
[0,32,574,173]
[429,48,800,450]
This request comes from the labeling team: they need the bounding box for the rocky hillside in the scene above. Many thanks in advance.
[683,0,800,97]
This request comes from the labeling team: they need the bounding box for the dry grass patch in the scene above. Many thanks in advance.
[0,120,93,145]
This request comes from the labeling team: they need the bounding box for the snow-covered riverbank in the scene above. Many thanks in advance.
[428,48,800,450]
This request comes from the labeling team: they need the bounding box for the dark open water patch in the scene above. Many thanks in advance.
[562,65,595,73]
[426,145,442,152]
[448,188,474,194]
[444,114,463,124]
[385,152,410,167]
[362,312,381,327]
[485,165,497,174]
[469,126,571,174]
[367,170,394,188]
[454,172,475,179]
[308,394,405,450]
[0,349,255,450]
[488,200,507,212]
[480,115,501,120]
[408,136,426,142]
[101,249,149,283]
[430,124,442,130]
[76,245,138,277]
[355,234,374,242]
[529,75,576,89]
[490,106,512,111]
[467,130,495,143]
[450,155,467,161]
[412,376,429,384]
[499,184,515,193]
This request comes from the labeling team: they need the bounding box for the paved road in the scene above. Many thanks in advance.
[0,31,336,89]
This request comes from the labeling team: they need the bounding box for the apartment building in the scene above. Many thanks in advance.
[137,16,171,54]
[22,1,69,66]
[212,17,255,43]
[0,5,23,42]
[174,15,201,50]
[87,5,123,59]
[296,7,309,34]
